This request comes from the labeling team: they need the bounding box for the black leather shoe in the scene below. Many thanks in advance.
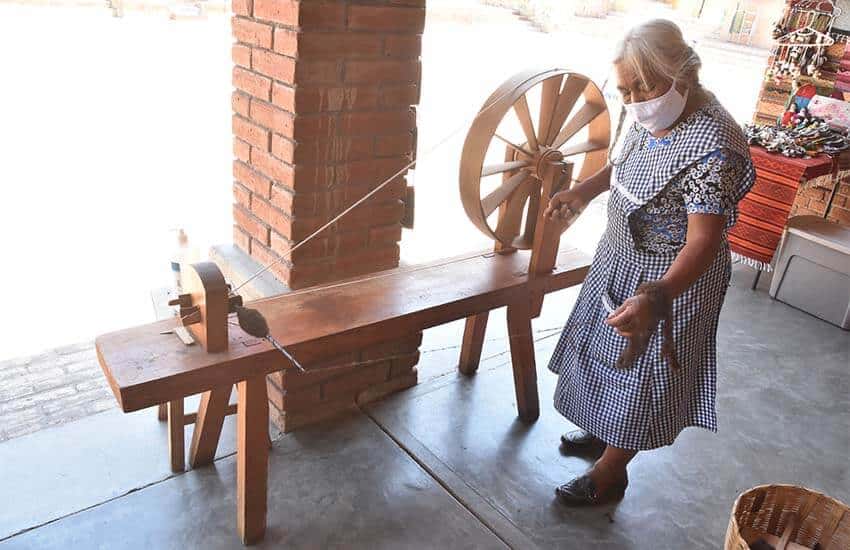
[554,473,628,506]
[559,429,605,458]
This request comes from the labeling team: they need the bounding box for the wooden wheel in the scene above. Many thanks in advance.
[459,69,611,249]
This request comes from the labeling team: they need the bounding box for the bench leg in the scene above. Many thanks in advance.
[167,399,185,472]
[507,302,539,423]
[189,385,234,468]
[458,312,489,375]
[237,375,269,545]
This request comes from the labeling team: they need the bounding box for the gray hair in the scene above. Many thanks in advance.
[613,19,702,91]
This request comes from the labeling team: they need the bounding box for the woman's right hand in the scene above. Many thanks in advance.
[544,188,588,222]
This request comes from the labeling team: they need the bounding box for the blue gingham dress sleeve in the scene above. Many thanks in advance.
[681,149,751,225]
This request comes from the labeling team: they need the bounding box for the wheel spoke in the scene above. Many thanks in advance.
[546,75,589,145]
[560,140,607,157]
[482,171,530,217]
[552,101,606,149]
[513,96,539,151]
[481,160,530,177]
[537,75,563,147]
[493,133,534,158]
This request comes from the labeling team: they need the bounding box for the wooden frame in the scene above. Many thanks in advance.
[96,68,607,545]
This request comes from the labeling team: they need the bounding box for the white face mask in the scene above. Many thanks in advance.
[624,83,688,134]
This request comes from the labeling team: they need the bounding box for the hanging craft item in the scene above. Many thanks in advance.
[766,1,840,84]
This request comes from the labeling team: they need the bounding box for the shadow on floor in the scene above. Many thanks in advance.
[0,265,847,549]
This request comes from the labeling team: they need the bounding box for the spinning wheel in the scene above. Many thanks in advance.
[459,68,611,249]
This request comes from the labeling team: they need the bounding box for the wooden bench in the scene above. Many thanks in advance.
[97,67,609,544]
[96,246,589,543]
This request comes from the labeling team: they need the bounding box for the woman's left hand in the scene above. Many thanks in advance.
[605,294,654,337]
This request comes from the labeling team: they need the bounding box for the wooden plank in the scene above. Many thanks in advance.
[189,385,234,468]
[458,312,489,375]
[97,248,590,413]
[237,375,269,545]
[506,302,539,422]
[167,399,185,473]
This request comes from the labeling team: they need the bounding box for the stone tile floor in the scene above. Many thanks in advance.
[0,342,111,442]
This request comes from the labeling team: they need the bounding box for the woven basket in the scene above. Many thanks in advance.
[725,484,850,550]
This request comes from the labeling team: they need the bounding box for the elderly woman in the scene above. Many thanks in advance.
[545,19,755,505]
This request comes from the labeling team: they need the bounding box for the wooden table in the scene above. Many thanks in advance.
[96,247,590,544]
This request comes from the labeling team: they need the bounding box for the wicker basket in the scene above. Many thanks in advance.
[725,484,850,550]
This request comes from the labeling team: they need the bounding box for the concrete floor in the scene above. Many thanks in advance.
[0,265,847,549]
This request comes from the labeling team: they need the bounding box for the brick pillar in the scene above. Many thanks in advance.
[230,0,425,431]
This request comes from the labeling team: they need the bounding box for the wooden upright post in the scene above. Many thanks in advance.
[237,375,269,545]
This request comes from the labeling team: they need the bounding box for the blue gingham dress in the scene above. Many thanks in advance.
[547,101,755,450]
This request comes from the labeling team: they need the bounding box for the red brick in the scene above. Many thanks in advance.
[381,84,420,107]
[298,32,383,57]
[292,137,374,164]
[344,59,420,83]
[270,184,296,213]
[338,110,415,136]
[375,133,414,157]
[272,83,296,112]
[327,229,369,253]
[272,27,297,57]
[233,225,251,253]
[250,100,294,135]
[269,353,360,391]
[829,205,850,224]
[296,60,341,84]
[232,17,272,48]
[253,0,297,25]
[233,115,270,150]
[322,363,390,400]
[337,201,404,230]
[267,381,322,412]
[250,241,284,275]
[292,163,334,193]
[384,34,421,58]
[295,86,379,113]
[299,3,346,30]
[369,223,402,245]
[233,67,271,100]
[347,6,425,33]
[270,185,318,214]
[252,49,296,83]
[232,0,252,16]
[251,148,295,187]
[271,230,327,261]
[272,134,295,163]
[293,114,336,140]
[232,44,251,68]
[251,196,291,237]
[233,160,272,198]
[233,182,252,209]
[232,91,251,117]
[344,179,406,205]
[336,156,409,186]
[234,138,251,162]
[234,204,270,246]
